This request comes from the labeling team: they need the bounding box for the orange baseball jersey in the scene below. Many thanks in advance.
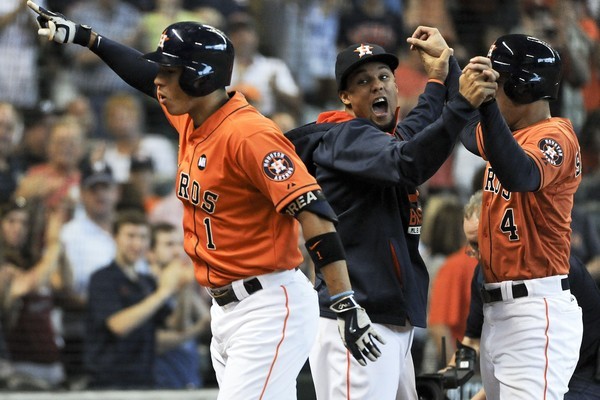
[160,92,321,287]
[475,117,582,283]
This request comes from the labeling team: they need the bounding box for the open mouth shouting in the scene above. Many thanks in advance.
[372,96,390,118]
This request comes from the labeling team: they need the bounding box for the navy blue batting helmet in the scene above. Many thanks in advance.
[143,22,234,97]
[488,34,561,104]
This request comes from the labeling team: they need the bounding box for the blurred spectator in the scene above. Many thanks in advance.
[59,161,120,386]
[13,108,56,172]
[102,92,177,187]
[427,191,480,369]
[123,0,154,12]
[192,6,226,29]
[148,222,210,389]
[415,194,466,373]
[63,95,98,140]
[0,199,71,389]
[271,111,298,134]
[578,108,600,177]
[577,0,600,112]
[128,155,157,211]
[280,0,342,111]
[60,0,143,138]
[227,13,303,118]
[394,47,429,119]
[139,0,201,53]
[0,102,25,204]
[420,195,466,281]
[519,0,592,134]
[15,117,85,211]
[405,0,520,65]
[571,207,600,285]
[183,0,245,18]
[337,0,404,55]
[148,188,184,231]
[83,210,189,389]
[0,0,46,111]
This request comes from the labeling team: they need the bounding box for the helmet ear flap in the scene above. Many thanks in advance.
[503,73,535,104]
[179,67,214,97]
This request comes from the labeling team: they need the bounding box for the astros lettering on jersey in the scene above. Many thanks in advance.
[475,117,582,282]
[161,92,321,287]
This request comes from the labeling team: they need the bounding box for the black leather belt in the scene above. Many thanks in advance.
[208,278,263,306]
[481,277,569,303]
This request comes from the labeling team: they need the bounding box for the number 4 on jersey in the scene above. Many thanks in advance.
[500,208,519,241]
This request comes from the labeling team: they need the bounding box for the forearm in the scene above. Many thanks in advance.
[107,289,170,337]
[398,80,447,139]
[445,56,461,102]
[459,114,481,156]
[88,32,158,98]
[156,318,207,354]
[18,243,62,295]
[399,94,476,185]
[479,101,540,192]
[297,211,352,296]
[156,330,188,354]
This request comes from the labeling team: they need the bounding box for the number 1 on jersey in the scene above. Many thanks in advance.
[203,217,216,250]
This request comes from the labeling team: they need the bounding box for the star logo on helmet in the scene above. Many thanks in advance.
[157,33,170,49]
[354,44,373,58]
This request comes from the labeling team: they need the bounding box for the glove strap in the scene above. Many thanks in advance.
[329,293,360,313]
[73,24,92,47]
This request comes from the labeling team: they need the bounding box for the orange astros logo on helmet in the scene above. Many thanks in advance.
[354,44,374,58]
[157,33,170,49]
[262,151,295,181]
[538,138,563,166]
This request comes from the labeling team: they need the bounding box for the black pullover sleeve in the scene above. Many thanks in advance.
[90,35,158,98]
[478,100,540,192]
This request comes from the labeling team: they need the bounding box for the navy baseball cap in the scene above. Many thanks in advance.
[81,161,115,188]
[335,43,399,91]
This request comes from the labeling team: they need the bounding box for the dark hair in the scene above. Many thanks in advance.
[0,197,28,220]
[424,196,465,256]
[112,210,149,236]
[150,222,177,249]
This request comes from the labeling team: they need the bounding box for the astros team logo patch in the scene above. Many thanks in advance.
[262,151,295,181]
[538,138,563,166]
[354,44,373,58]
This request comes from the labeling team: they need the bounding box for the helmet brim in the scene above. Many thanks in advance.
[142,50,186,66]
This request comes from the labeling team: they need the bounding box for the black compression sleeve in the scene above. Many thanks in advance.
[459,114,480,156]
[479,101,541,192]
[90,35,158,98]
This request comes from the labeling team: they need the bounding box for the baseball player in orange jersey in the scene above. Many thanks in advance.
[27,2,385,399]
[460,34,583,399]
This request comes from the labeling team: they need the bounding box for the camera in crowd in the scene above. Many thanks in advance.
[416,340,477,400]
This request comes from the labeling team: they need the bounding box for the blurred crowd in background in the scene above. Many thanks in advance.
[1,0,599,394]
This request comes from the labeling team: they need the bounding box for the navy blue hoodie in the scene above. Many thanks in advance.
[285,58,476,327]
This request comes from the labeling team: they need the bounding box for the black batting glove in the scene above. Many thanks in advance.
[27,0,92,46]
[330,293,385,366]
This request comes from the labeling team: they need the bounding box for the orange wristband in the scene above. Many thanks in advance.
[428,78,445,86]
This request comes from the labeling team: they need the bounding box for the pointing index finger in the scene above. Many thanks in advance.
[27,0,42,14]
